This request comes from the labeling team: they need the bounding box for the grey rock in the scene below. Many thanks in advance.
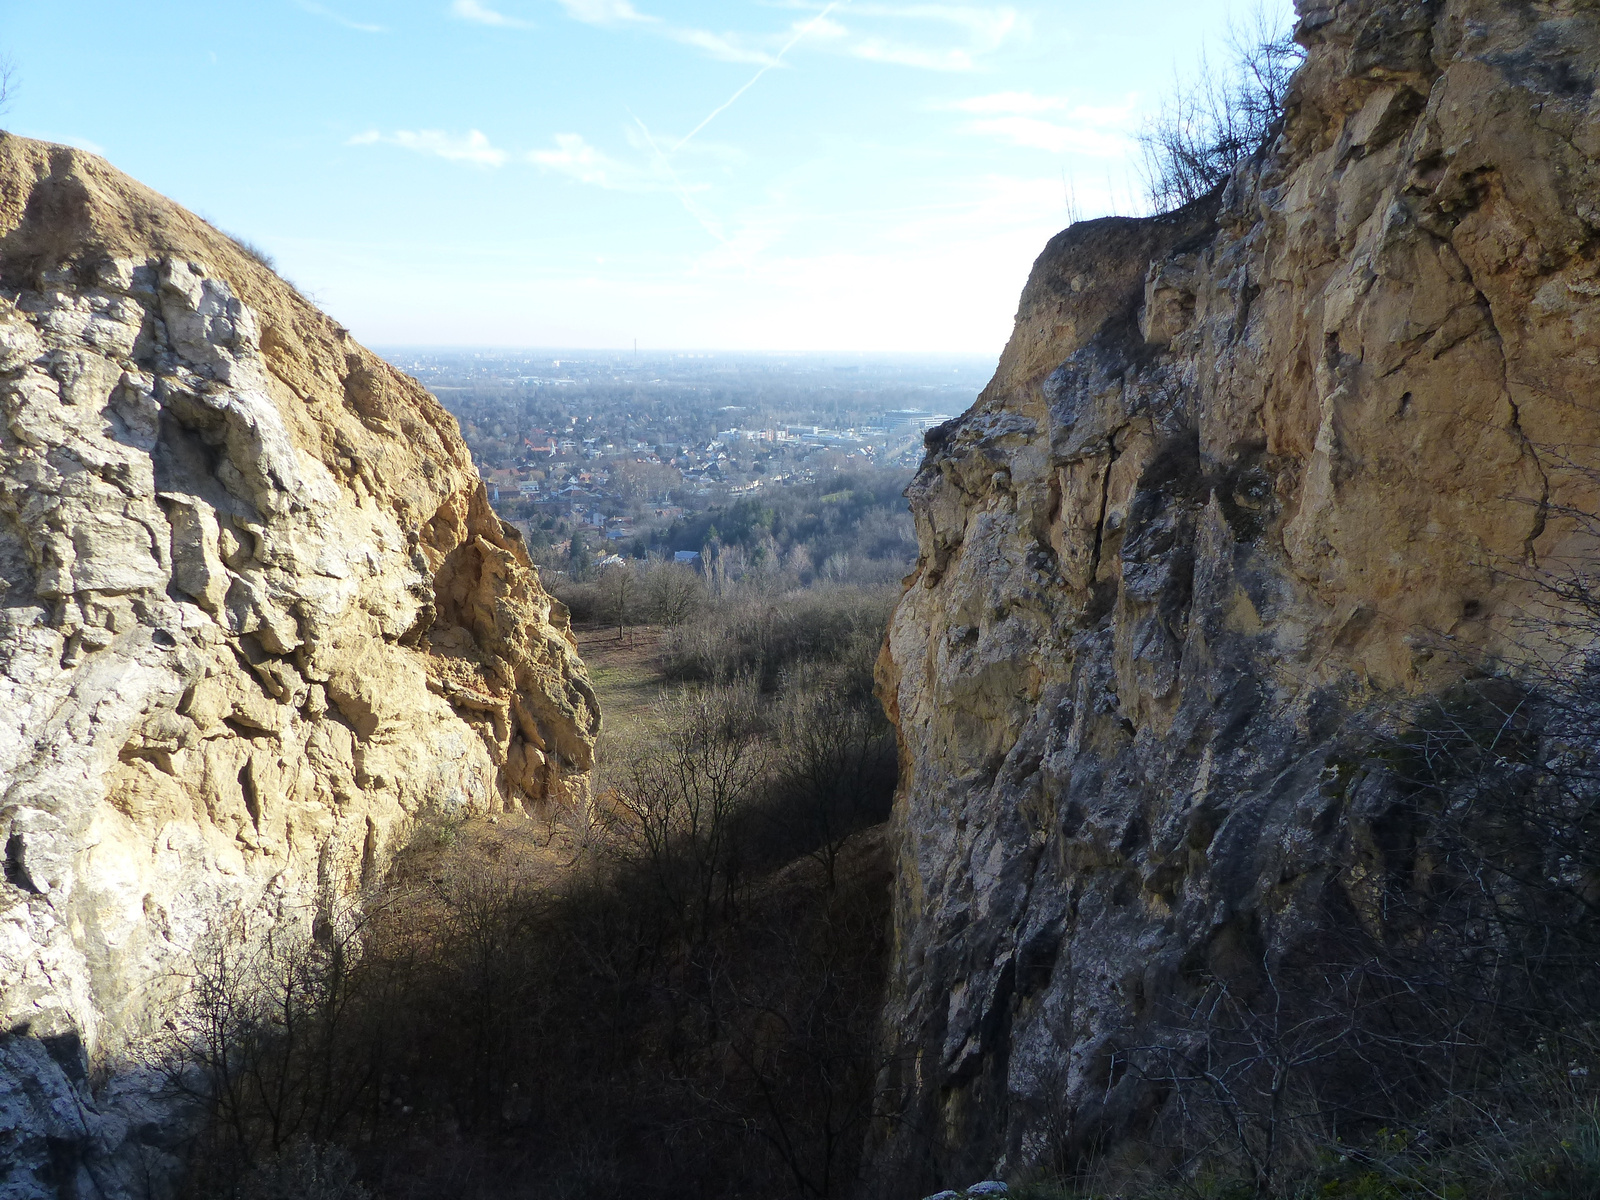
[872,0,1600,1188]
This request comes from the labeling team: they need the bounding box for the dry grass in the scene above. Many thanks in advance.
[389,624,686,891]
[572,622,672,733]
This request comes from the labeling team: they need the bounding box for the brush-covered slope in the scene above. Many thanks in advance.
[0,133,599,1198]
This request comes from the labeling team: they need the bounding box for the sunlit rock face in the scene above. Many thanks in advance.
[0,133,598,1198]
[873,0,1600,1187]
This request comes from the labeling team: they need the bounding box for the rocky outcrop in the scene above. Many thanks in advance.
[874,0,1600,1188]
[0,134,598,1197]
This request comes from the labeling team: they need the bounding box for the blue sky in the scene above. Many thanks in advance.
[1,0,1293,353]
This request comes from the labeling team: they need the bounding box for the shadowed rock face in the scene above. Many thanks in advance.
[0,134,597,1198]
[873,0,1600,1187]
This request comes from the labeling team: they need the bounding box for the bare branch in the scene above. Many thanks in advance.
[1138,13,1304,211]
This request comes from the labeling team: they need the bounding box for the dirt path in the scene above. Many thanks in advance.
[573,623,674,746]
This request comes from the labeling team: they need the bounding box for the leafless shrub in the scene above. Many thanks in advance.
[1139,12,1303,211]
[766,683,897,888]
[644,559,707,625]
[660,583,896,693]
[235,1142,371,1200]
[549,576,601,622]
[603,681,769,945]
[595,558,640,640]
[157,907,385,1194]
[0,57,17,116]
[225,233,279,273]
[553,558,708,630]
[164,572,896,1199]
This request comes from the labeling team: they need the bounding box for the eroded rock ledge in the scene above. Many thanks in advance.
[0,133,597,1197]
[873,0,1600,1188]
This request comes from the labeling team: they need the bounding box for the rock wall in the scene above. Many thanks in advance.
[0,134,598,1198]
[873,0,1600,1188]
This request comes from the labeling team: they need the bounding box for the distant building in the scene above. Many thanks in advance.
[674,551,701,565]
[883,409,954,434]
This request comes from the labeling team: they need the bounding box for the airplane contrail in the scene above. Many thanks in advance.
[674,0,849,152]
[628,108,728,243]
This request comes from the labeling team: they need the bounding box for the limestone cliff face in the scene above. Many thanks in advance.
[875,0,1600,1186]
[0,134,598,1196]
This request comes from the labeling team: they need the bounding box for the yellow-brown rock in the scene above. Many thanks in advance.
[872,0,1600,1188]
[0,133,597,1195]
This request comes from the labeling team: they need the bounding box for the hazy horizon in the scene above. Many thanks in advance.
[3,0,1294,354]
[374,344,999,359]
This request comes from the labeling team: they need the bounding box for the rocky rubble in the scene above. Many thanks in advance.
[873,0,1600,1188]
[0,133,598,1198]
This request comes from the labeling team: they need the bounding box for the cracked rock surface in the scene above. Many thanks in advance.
[871,0,1600,1187]
[0,133,598,1198]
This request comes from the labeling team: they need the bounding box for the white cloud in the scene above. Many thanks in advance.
[349,129,508,166]
[880,4,1016,32]
[665,28,782,66]
[553,0,655,24]
[850,39,973,70]
[840,3,1018,71]
[546,0,1015,72]
[758,1,1021,69]
[858,4,1019,50]
[293,0,385,33]
[309,165,1137,352]
[451,0,534,28]
[553,0,781,64]
[527,133,672,191]
[947,93,1140,157]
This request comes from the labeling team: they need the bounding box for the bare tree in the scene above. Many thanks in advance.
[0,57,17,117]
[596,559,639,642]
[644,559,707,626]
[154,907,385,1187]
[1139,12,1303,210]
[608,682,767,947]
[772,687,896,889]
[235,1143,371,1200]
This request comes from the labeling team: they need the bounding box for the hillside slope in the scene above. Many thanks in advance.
[873,0,1600,1187]
[0,134,598,1198]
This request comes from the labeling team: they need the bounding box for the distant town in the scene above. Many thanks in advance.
[381,348,991,577]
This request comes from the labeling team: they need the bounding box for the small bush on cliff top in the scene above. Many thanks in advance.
[1139,11,1303,210]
